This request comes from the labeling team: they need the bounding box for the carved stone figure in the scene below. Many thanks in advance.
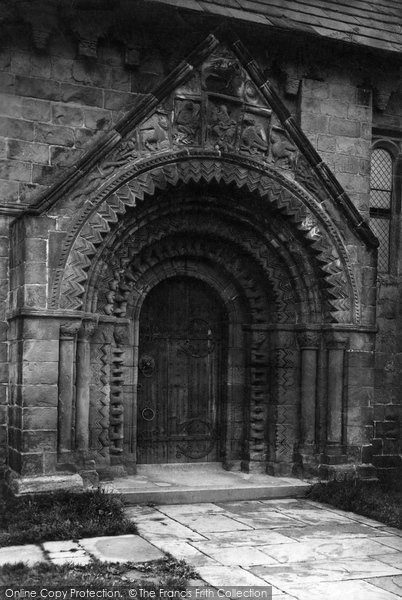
[209,102,237,151]
[174,100,201,145]
[240,116,268,155]
[141,113,170,151]
[270,127,298,169]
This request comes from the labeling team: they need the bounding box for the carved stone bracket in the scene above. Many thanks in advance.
[297,331,321,349]
[78,318,99,341]
[60,320,82,339]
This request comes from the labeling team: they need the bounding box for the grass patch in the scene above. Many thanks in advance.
[0,557,198,587]
[307,479,402,529]
[0,489,138,547]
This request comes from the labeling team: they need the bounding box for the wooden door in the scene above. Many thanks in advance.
[137,277,225,463]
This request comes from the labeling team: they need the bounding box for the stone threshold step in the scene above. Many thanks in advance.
[113,483,311,505]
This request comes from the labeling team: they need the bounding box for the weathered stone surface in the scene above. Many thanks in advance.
[10,473,84,495]
[79,535,164,563]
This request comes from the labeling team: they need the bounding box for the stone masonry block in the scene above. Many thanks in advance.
[0,116,34,141]
[320,99,349,118]
[11,52,51,79]
[335,137,370,157]
[0,93,22,118]
[8,140,49,164]
[104,90,137,111]
[21,318,60,339]
[23,340,58,362]
[24,238,47,262]
[52,104,84,127]
[20,384,58,407]
[24,262,47,283]
[23,407,57,430]
[0,160,31,182]
[330,84,356,102]
[19,452,44,476]
[83,108,112,130]
[328,117,360,137]
[347,105,371,121]
[0,180,19,203]
[50,146,84,167]
[0,72,15,92]
[15,76,60,101]
[34,123,75,147]
[22,362,58,385]
[317,135,336,152]
[22,98,51,122]
[23,285,47,308]
[375,420,399,438]
[60,83,103,107]
[301,113,329,134]
[21,430,57,452]
[302,79,330,98]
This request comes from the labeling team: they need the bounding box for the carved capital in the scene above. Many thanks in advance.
[79,318,98,341]
[60,320,82,339]
[297,331,320,349]
[114,325,130,346]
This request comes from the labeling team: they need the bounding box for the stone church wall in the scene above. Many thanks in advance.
[0,2,400,481]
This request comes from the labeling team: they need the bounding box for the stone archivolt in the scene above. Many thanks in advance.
[41,35,375,326]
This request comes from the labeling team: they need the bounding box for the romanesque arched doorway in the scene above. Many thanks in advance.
[135,276,227,464]
[6,31,378,491]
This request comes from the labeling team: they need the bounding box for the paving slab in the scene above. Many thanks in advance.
[376,536,402,552]
[273,522,389,540]
[135,515,206,541]
[376,553,402,569]
[198,529,295,546]
[250,558,402,586]
[260,538,398,564]
[162,512,254,533]
[285,579,401,600]
[144,540,218,567]
[196,565,270,586]
[79,535,164,563]
[43,540,90,566]
[365,575,402,596]
[229,511,307,529]
[197,545,281,566]
[0,544,46,566]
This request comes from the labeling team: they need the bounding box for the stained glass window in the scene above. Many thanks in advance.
[370,148,393,273]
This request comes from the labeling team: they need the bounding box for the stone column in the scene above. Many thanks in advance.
[297,331,320,448]
[75,319,97,452]
[326,337,347,453]
[58,320,81,455]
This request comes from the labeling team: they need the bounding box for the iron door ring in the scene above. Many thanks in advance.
[141,407,156,421]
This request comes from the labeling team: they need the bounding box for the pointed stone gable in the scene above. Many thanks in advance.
[33,30,376,253]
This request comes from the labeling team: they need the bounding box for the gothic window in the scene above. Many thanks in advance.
[370,147,394,273]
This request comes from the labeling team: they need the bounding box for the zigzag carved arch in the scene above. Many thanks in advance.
[87,205,315,323]
[51,153,359,323]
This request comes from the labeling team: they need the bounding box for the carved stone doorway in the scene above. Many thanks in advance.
[136,276,227,464]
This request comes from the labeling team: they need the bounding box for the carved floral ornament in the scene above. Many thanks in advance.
[43,36,376,326]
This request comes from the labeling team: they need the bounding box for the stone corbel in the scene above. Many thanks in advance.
[372,68,399,112]
[25,2,57,51]
[284,63,302,97]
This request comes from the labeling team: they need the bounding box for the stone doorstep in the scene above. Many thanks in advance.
[9,473,84,495]
[113,483,311,505]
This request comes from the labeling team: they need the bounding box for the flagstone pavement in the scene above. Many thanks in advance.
[1,498,402,599]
